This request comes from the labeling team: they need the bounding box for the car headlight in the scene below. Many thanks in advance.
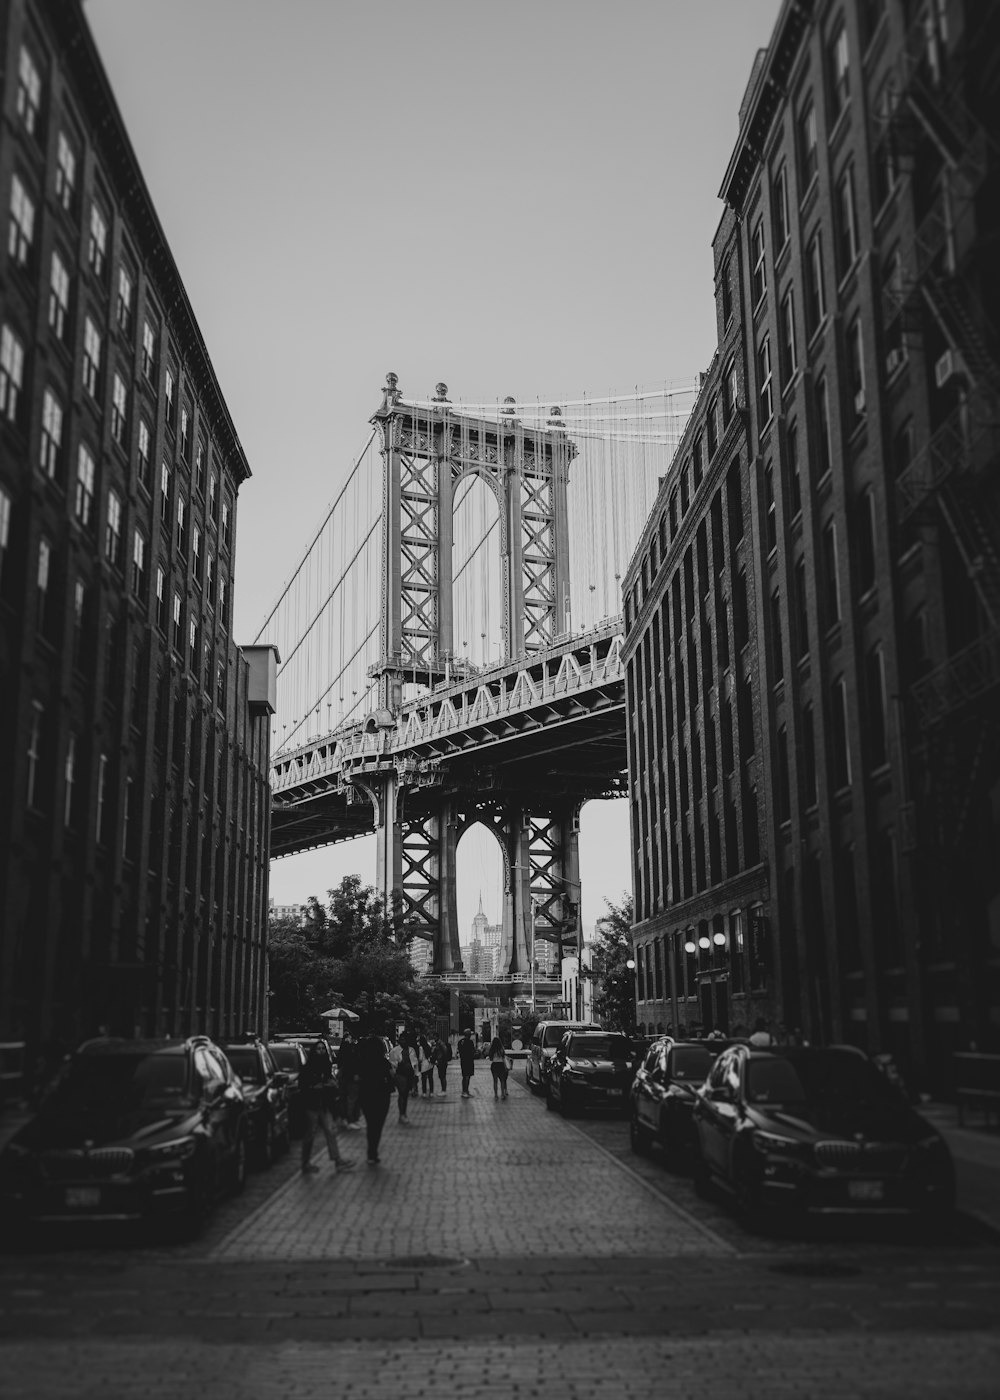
[752,1130,808,1156]
[144,1137,198,1162]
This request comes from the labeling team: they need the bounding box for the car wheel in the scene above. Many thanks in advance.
[230,1130,248,1196]
[629,1113,651,1155]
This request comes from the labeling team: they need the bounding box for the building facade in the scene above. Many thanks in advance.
[0,0,276,1060]
[624,0,1000,1083]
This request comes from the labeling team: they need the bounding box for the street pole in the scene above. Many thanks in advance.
[530,894,537,1013]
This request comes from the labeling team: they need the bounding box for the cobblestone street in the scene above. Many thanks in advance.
[3,1077,1000,1397]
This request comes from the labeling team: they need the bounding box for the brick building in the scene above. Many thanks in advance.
[0,0,277,1059]
[623,0,999,1084]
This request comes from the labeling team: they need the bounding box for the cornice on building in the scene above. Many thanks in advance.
[718,0,813,215]
[39,0,251,485]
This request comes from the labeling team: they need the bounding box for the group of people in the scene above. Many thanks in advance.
[299,1025,509,1173]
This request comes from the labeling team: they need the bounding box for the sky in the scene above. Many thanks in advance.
[85,0,782,939]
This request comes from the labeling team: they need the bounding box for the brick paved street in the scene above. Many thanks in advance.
[2,1076,999,1397]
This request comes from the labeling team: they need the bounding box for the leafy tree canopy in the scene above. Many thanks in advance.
[591,892,636,1033]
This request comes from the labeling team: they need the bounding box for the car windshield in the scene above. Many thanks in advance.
[671,1047,713,1080]
[42,1053,191,1113]
[224,1048,263,1083]
[790,1050,900,1108]
[566,1036,631,1059]
[746,1058,807,1105]
[269,1046,302,1071]
[543,1027,571,1047]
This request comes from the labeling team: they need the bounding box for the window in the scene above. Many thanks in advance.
[194,441,206,495]
[873,84,899,210]
[829,23,850,121]
[40,388,63,477]
[680,463,691,514]
[88,204,108,280]
[780,289,797,387]
[822,520,841,623]
[180,407,191,463]
[188,617,198,670]
[105,490,123,567]
[164,367,176,429]
[63,733,76,828]
[847,316,865,420]
[206,552,215,606]
[0,487,10,593]
[137,419,151,490]
[17,46,42,136]
[831,677,851,789]
[798,100,818,189]
[777,726,791,822]
[111,372,128,445]
[37,537,51,633]
[155,566,166,631]
[72,578,86,664]
[794,558,809,658]
[757,334,773,426]
[209,473,218,524]
[727,465,744,544]
[96,753,109,844]
[856,487,877,593]
[48,251,70,340]
[142,320,156,381]
[192,524,201,580]
[836,168,858,276]
[218,574,228,627]
[160,461,171,519]
[221,499,231,549]
[116,266,133,334]
[802,702,817,805]
[0,324,25,423]
[171,592,183,650]
[216,661,226,710]
[751,218,766,306]
[132,529,146,599]
[771,591,784,683]
[75,444,96,527]
[722,359,737,426]
[773,164,790,251]
[805,233,825,335]
[706,400,718,458]
[867,646,888,768]
[815,376,832,478]
[55,132,76,211]
[176,494,187,552]
[26,704,43,809]
[721,255,733,325]
[8,174,36,267]
[82,317,101,398]
[764,461,777,553]
[786,419,802,517]
[893,420,914,479]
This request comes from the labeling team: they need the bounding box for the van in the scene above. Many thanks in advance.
[525,1020,599,1094]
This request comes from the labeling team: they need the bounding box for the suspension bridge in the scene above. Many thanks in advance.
[254,373,696,979]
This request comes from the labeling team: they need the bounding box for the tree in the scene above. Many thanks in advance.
[591,893,636,1033]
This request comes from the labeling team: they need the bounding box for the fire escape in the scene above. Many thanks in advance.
[882,9,1000,856]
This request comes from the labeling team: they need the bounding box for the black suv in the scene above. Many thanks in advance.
[218,1039,290,1166]
[629,1037,717,1162]
[0,1036,248,1237]
[546,1030,636,1116]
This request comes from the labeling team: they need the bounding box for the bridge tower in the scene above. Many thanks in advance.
[359,373,583,977]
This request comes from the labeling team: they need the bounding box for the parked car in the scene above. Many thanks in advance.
[630,1038,717,1161]
[267,1040,309,1135]
[218,1039,290,1166]
[692,1043,955,1222]
[0,1036,248,1238]
[525,1020,599,1095]
[546,1030,636,1116]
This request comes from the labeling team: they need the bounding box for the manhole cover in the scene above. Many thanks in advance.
[378,1255,468,1270]
[769,1260,861,1278]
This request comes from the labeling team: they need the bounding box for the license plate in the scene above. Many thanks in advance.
[604,1088,623,1097]
[848,1180,884,1202]
[65,1186,101,1208]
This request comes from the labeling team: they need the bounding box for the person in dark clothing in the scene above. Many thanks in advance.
[488,1035,510,1099]
[458,1028,476,1097]
[299,1042,355,1174]
[417,1036,435,1097]
[357,1032,396,1165]
[336,1032,362,1128]
[431,1037,450,1093]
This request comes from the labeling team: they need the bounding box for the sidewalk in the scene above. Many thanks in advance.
[920,1102,1000,1235]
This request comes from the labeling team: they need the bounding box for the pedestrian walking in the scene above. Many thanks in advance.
[488,1035,511,1100]
[298,1042,355,1174]
[389,1032,416,1125]
[357,1030,396,1165]
[432,1036,450,1094]
[416,1035,435,1096]
[336,1031,363,1130]
[458,1027,477,1097]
